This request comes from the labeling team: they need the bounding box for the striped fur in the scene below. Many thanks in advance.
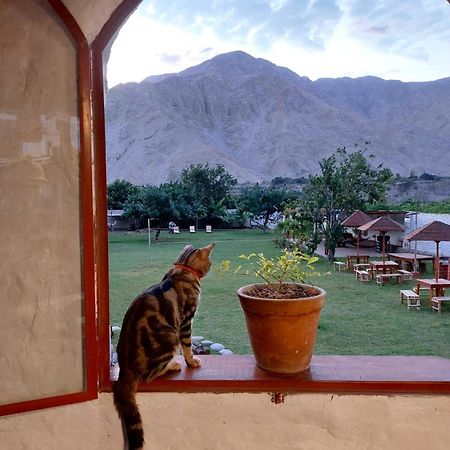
[113,243,215,450]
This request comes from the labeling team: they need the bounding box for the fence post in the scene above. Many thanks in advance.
[148,218,152,266]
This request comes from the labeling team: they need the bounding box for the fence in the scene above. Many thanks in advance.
[156,228,277,244]
[110,227,277,244]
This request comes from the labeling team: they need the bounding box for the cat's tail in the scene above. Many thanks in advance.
[113,372,144,450]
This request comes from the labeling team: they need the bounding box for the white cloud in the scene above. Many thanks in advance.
[269,0,289,13]
[246,22,269,46]
[107,0,450,86]
[107,14,233,86]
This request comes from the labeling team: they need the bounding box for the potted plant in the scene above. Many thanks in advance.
[224,248,325,374]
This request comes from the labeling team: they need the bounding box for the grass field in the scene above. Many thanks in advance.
[109,229,450,358]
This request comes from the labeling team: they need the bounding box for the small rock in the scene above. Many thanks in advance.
[110,364,120,381]
[193,344,210,355]
[110,351,118,365]
[200,340,213,347]
[192,336,205,343]
[219,349,233,355]
[210,343,225,352]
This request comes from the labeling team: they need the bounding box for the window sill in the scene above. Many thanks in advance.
[108,355,450,394]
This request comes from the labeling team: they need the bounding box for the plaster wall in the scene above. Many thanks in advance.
[63,0,124,44]
[404,213,450,258]
[1,392,450,449]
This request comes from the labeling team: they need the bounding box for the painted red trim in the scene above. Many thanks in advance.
[0,392,95,417]
[0,0,97,416]
[92,0,142,51]
[77,24,98,402]
[91,0,143,392]
[47,0,88,47]
[90,47,112,391]
[48,0,98,403]
[108,355,450,395]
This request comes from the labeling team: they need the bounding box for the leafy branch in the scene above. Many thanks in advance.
[219,248,321,295]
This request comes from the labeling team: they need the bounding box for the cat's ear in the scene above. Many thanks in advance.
[204,242,216,254]
[176,244,196,264]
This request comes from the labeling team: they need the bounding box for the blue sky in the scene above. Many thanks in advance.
[107,0,450,87]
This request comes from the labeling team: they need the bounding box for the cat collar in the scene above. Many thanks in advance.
[174,264,203,281]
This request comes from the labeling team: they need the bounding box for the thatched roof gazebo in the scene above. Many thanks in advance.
[341,210,371,256]
[358,217,404,258]
[405,221,450,281]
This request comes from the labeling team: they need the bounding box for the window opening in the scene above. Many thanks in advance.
[94,0,450,391]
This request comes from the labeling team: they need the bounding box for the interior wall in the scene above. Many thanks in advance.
[63,0,124,44]
[1,392,450,450]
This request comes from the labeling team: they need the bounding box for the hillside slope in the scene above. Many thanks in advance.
[106,51,450,185]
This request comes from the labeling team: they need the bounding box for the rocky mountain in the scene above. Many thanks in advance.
[105,51,450,186]
[387,178,450,204]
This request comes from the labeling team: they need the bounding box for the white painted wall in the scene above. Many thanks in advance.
[404,213,450,258]
[2,393,450,450]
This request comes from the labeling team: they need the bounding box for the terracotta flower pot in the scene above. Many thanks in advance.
[237,283,326,374]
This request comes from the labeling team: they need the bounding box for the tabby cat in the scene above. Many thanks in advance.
[113,243,215,450]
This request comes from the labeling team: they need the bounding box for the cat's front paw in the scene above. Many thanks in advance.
[167,359,182,371]
[186,356,201,368]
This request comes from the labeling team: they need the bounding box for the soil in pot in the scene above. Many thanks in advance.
[244,284,316,299]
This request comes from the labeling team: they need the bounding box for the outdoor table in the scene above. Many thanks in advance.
[369,260,399,278]
[387,252,434,273]
[415,278,450,306]
[346,255,370,270]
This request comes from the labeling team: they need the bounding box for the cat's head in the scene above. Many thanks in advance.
[175,243,215,279]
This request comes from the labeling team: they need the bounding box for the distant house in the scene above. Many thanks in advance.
[107,209,133,231]
[366,210,406,226]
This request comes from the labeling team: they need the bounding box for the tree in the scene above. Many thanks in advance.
[279,201,322,255]
[123,184,179,228]
[293,145,393,261]
[178,163,237,227]
[238,185,298,230]
[419,172,439,181]
[120,165,238,229]
[107,179,139,209]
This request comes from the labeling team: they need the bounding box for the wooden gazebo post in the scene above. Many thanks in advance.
[380,231,387,260]
[435,240,440,282]
[358,217,404,260]
[340,210,371,260]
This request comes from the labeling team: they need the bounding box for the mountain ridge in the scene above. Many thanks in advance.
[106,51,450,186]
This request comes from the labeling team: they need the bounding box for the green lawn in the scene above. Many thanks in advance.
[109,230,450,358]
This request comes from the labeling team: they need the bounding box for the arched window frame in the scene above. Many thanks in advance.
[0,0,97,416]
